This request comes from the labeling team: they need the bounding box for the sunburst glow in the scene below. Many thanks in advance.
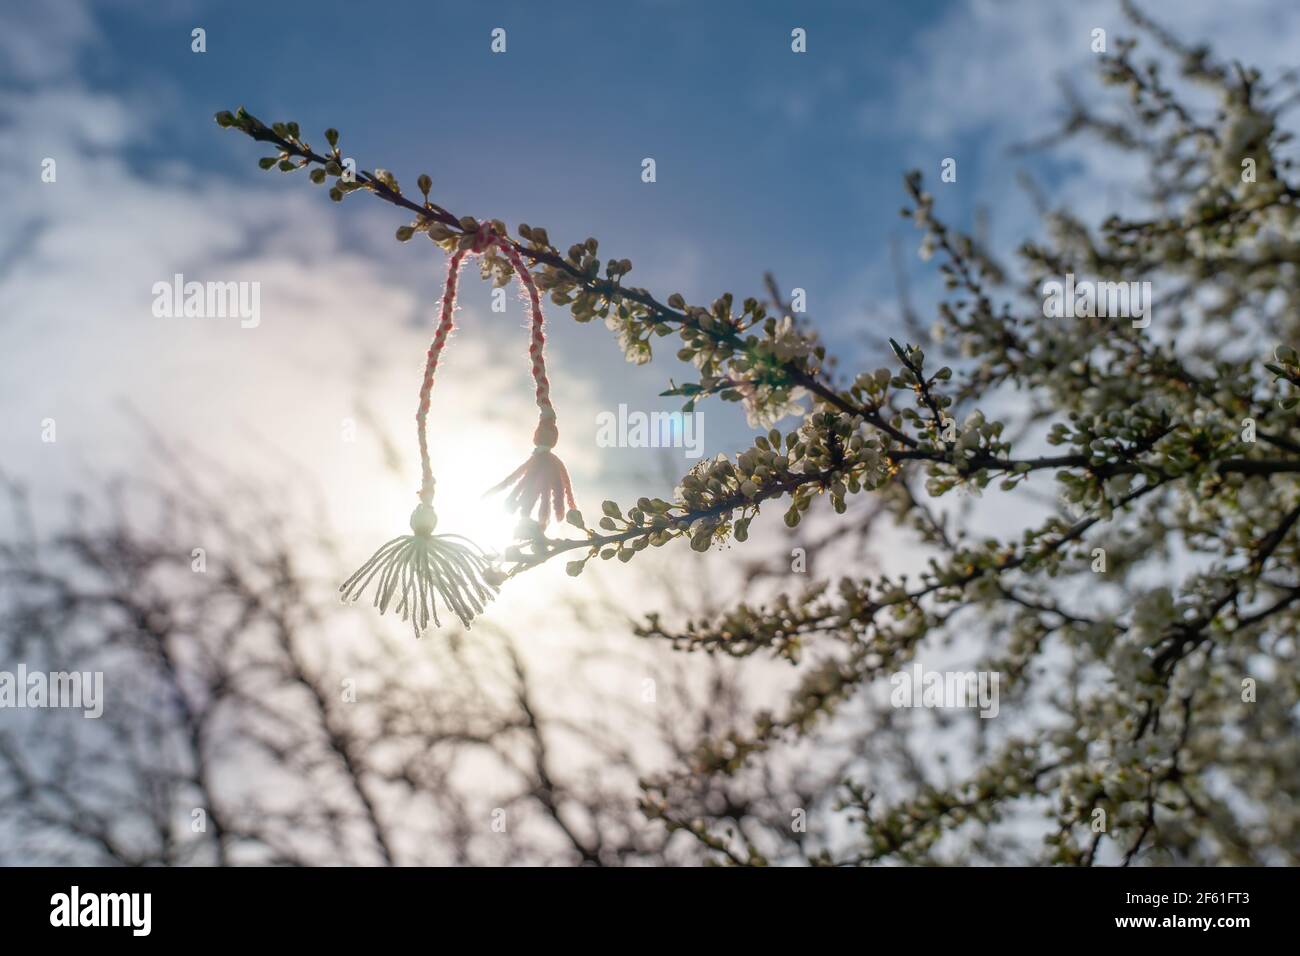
[341,412,565,617]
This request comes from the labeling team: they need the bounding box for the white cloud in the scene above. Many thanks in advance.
[0,12,603,558]
[0,0,96,83]
[901,0,1300,143]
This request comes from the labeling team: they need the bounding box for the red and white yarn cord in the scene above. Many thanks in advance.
[415,225,575,522]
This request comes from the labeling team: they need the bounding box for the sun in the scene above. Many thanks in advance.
[353,417,565,614]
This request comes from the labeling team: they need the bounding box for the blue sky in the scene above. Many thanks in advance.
[3,0,1298,566]
[59,0,974,361]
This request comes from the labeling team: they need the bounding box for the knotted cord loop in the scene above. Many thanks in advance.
[418,222,578,527]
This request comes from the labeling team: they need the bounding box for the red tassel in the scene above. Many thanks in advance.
[488,414,576,527]
[479,229,580,527]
